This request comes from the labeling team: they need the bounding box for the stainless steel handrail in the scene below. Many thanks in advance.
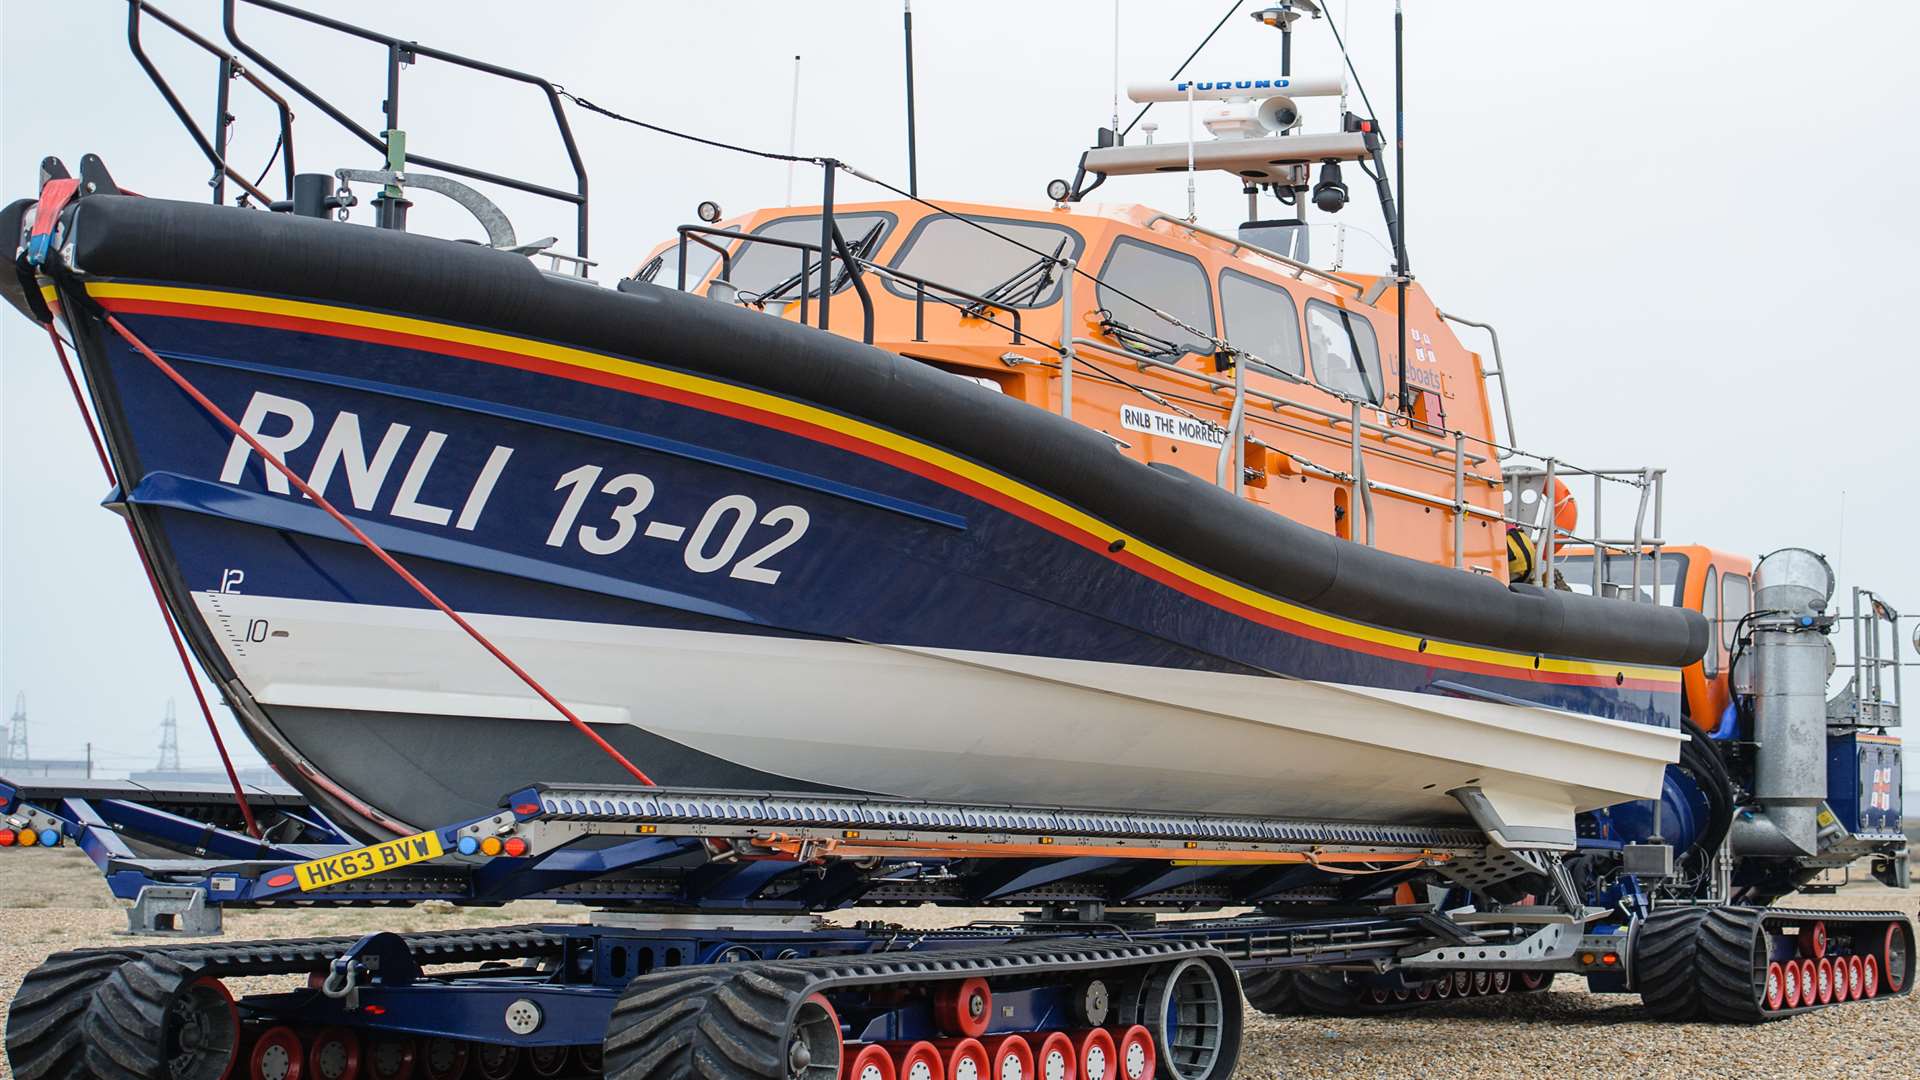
[1142,213,1369,298]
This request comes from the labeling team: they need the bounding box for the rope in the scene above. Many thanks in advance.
[99,313,659,788]
[44,325,263,838]
[554,86,822,165]
[1119,0,1249,139]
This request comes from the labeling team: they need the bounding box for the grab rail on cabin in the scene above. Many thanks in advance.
[1434,310,1517,460]
[1140,213,1370,301]
[124,0,297,208]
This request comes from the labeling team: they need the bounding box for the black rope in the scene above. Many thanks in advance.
[554,86,822,165]
[1119,0,1248,139]
[249,131,284,190]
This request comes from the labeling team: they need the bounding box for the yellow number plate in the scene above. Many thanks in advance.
[293,831,445,891]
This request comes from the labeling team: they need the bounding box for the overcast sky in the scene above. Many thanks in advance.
[3,1,1917,805]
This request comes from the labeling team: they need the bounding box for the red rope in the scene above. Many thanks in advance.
[45,326,264,837]
[102,313,658,787]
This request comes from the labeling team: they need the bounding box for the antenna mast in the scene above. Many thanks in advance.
[1393,0,1412,414]
[904,1,919,196]
[785,55,802,206]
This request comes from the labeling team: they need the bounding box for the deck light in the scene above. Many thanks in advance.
[696,200,723,223]
[1311,160,1348,213]
[1046,178,1071,204]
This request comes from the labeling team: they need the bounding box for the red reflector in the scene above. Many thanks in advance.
[363,1005,386,1015]
[1602,953,1619,966]
[513,803,540,816]
[0,829,15,847]
[502,837,529,857]
[266,873,295,888]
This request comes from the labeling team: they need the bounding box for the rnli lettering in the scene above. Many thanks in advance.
[218,390,514,533]
[211,389,813,587]
[1120,403,1228,449]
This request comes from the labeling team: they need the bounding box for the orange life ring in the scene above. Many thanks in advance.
[1551,478,1578,535]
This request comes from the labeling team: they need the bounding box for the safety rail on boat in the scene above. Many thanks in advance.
[125,0,297,208]
[672,221,879,346]
[1140,212,1371,301]
[197,0,591,253]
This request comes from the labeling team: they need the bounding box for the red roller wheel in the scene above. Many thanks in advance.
[306,1028,361,1080]
[1490,971,1512,994]
[984,1035,1033,1080]
[1391,987,1412,1002]
[1471,971,1492,996]
[469,1044,516,1080]
[1764,962,1785,1011]
[1882,923,1910,994]
[1412,979,1434,1001]
[1781,961,1801,1009]
[1798,959,1817,1006]
[844,1044,898,1080]
[1863,953,1880,998]
[1847,955,1866,1000]
[935,1039,990,1080]
[418,1039,468,1080]
[1515,971,1551,993]
[1022,1032,1075,1080]
[933,978,993,1038]
[888,1041,944,1080]
[1815,958,1834,1004]
[1364,985,1393,1006]
[1067,1029,1115,1080]
[165,976,242,1080]
[365,1035,416,1080]
[1831,959,1851,1003]
[1451,970,1473,997]
[1799,921,1828,959]
[1432,974,1453,999]
[250,1027,305,1080]
[1113,1027,1153,1080]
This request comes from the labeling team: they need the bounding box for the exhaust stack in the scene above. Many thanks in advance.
[1731,548,1837,857]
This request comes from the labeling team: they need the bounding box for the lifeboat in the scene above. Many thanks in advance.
[2,9,1705,847]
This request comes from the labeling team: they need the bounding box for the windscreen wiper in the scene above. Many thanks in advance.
[967,237,1070,314]
[1097,310,1186,359]
[751,221,885,305]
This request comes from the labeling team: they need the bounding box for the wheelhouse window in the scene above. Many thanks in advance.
[1722,572,1751,650]
[1556,552,1689,606]
[719,212,898,302]
[1095,237,1216,358]
[1304,299,1384,403]
[1219,270,1305,379]
[884,215,1083,308]
[640,239,723,291]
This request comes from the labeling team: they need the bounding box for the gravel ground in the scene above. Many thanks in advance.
[0,848,1912,1079]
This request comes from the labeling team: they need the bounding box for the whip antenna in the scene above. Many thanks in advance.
[785,54,802,205]
[904,2,919,196]
[1393,0,1412,414]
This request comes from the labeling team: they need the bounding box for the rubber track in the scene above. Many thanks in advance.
[1634,907,1711,1021]
[605,939,1238,1080]
[4,948,144,1080]
[8,925,562,1080]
